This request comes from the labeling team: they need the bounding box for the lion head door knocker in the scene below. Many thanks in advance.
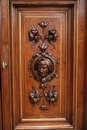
[28,21,59,111]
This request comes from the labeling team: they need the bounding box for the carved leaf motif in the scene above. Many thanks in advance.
[44,86,58,105]
[40,83,47,89]
[29,86,43,104]
[38,21,49,29]
[45,29,58,48]
[38,43,49,52]
[40,103,48,111]
[28,26,42,48]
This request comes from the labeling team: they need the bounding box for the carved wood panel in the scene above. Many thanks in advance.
[21,11,66,119]
[11,4,74,129]
[28,21,58,110]
[1,0,86,130]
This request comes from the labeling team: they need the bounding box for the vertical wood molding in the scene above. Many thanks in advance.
[1,0,12,129]
[77,0,85,129]
[0,0,2,129]
[84,0,87,129]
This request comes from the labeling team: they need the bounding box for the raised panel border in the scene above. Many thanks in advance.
[11,1,76,130]
[1,0,86,130]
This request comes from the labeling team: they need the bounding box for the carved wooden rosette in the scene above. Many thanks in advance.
[28,21,58,110]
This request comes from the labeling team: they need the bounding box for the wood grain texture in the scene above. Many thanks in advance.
[83,0,87,129]
[11,2,76,129]
[0,0,2,129]
[0,0,87,130]
[1,0,12,129]
[77,0,85,129]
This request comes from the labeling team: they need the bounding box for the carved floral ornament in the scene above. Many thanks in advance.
[28,21,59,111]
[28,21,58,48]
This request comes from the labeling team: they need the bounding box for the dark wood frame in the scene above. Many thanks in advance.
[84,0,87,129]
[0,0,87,129]
[0,0,2,129]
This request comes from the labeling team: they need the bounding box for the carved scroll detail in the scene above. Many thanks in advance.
[28,21,59,110]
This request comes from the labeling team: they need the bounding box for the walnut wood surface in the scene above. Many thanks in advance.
[0,0,87,130]
[0,1,2,129]
[84,0,87,129]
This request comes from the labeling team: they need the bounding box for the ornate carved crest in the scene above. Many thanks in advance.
[28,21,59,110]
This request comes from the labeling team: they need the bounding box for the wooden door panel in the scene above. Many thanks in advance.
[11,2,75,130]
[1,0,86,130]
[22,13,65,118]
